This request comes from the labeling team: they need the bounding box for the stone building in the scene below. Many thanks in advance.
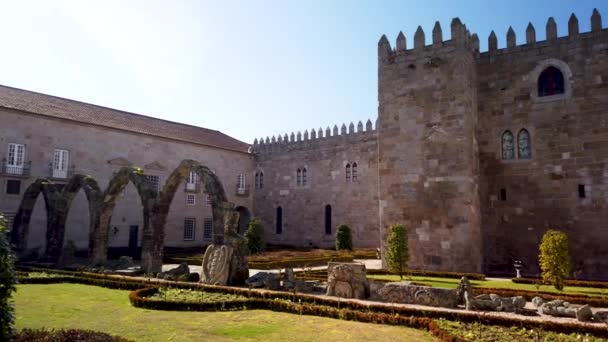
[1,10,607,279]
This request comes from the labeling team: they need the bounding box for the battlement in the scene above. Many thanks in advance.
[378,17,480,63]
[251,119,377,154]
[379,8,604,61]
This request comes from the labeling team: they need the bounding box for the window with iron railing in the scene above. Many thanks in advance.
[5,143,27,176]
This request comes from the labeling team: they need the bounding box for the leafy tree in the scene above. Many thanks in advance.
[0,214,17,340]
[539,229,571,291]
[244,218,265,254]
[335,224,353,251]
[386,224,409,280]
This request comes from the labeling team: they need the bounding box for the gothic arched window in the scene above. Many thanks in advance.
[502,130,514,160]
[345,163,351,181]
[352,162,358,181]
[538,66,565,97]
[255,172,259,189]
[296,169,301,186]
[518,129,532,159]
[259,172,264,189]
[302,168,307,186]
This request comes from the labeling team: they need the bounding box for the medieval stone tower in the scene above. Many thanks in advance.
[377,19,482,272]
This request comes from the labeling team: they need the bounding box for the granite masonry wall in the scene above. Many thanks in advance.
[0,109,253,255]
[252,122,379,248]
[476,12,608,279]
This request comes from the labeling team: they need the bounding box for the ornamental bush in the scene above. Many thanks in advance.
[0,214,17,340]
[539,229,571,291]
[386,224,409,280]
[335,224,353,251]
[244,218,265,254]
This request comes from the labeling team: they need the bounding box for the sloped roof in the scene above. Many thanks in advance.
[0,85,250,153]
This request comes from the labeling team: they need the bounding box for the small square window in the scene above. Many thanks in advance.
[186,194,196,206]
[6,180,21,195]
[578,184,586,198]
[499,188,507,201]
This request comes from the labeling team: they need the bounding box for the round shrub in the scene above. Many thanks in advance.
[0,214,17,340]
[244,218,265,254]
[386,224,409,279]
[539,229,571,291]
[335,224,353,251]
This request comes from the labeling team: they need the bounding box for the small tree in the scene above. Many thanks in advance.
[0,214,17,340]
[539,229,571,291]
[386,224,409,280]
[244,218,265,254]
[335,224,353,251]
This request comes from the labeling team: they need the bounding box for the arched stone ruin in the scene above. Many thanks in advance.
[10,160,241,275]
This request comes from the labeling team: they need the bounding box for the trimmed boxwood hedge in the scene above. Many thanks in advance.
[13,328,132,342]
[16,266,608,339]
[249,256,354,269]
[512,277,608,289]
[366,269,486,280]
[128,285,608,340]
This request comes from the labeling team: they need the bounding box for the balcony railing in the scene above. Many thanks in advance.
[1,159,31,177]
[236,185,250,197]
[48,163,76,180]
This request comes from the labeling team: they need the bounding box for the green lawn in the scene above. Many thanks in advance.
[15,284,437,342]
[368,275,608,297]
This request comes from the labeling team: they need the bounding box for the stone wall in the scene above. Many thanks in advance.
[377,19,482,272]
[476,17,608,279]
[252,124,379,248]
[0,109,253,255]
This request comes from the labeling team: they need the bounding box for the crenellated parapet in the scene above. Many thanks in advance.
[378,9,605,63]
[481,9,604,56]
[378,17,480,66]
[251,118,377,155]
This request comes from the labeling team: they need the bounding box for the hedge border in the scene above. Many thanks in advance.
[512,277,608,289]
[129,287,464,341]
[128,286,608,340]
[16,266,608,339]
[296,269,486,281]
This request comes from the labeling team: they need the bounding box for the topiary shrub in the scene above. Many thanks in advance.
[244,218,265,254]
[335,224,353,251]
[0,214,17,340]
[539,229,571,291]
[385,224,409,280]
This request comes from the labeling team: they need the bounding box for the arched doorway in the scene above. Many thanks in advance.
[235,206,251,234]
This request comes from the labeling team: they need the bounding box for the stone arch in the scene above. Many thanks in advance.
[47,175,102,262]
[235,206,251,234]
[11,179,56,256]
[91,167,158,265]
[148,159,229,272]
[12,176,102,262]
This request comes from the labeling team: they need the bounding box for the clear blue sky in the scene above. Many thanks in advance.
[0,1,606,143]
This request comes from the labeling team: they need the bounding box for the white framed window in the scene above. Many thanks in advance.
[52,149,69,179]
[186,171,197,191]
[183,218,195,241]
[145,175,160,193]
[203,217,213,240]
[6,143,25,175]
[237,174,246,193]
[186,194,196,206]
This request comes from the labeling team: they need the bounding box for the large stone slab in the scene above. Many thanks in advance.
[377,281,460,308]
[326,262,370,299]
